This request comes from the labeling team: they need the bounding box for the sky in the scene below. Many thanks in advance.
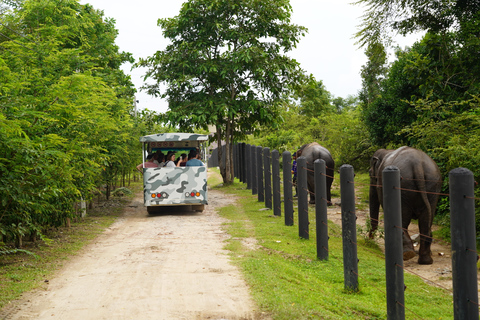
[79,0,419,114]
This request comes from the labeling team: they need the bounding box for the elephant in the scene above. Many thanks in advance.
[296,142,335,205]
[368,146,442,265]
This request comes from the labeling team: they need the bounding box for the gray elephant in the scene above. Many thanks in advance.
[297,142,335,205]
[368,146,442,265]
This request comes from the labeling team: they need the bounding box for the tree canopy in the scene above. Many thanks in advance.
[137,0,307,183]
[355,0,480,47]
[0,0,145,249]
[356,0,480,232]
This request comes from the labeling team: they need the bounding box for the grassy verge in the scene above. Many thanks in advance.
[210,168,452,320]
[0,181,143,309]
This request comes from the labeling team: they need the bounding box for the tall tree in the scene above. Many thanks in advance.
[355,0,479,47]
[358,41,387,109]
[138,0,307,184]
[296,78,334,117]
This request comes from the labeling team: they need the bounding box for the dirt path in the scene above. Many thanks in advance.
[1,189,262,320]
[327,198,459,291]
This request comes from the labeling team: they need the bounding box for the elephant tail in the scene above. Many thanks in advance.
[412,164,433,219]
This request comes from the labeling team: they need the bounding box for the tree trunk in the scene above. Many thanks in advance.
[217,126,226,181]
[216,118,236,184]
[229,141,234,182]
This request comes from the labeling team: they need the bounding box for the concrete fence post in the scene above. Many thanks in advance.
[257,146,264,202]
[246,144,251,189]
[233,144,238,179]
[297,156,309,239]
[264,147,272,209]
[239,143,245,183]
[340,164,358,291]
[272,150,281,216]
[315,159,328,260]
[282,151,294,226]
[383,166,405,320]
[252,145,258,195]
[450,167,479,320]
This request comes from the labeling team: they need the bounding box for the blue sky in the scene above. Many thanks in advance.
[80,0,420,113]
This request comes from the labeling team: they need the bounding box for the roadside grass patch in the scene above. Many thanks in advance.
[0,182,142,310]
[212,169,453,319]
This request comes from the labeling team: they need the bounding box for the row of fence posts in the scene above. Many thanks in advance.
[229,143,479,320]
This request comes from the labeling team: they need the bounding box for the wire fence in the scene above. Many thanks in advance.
[226,143,480,319]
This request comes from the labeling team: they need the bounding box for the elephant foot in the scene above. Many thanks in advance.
[418,254,433,265]
[403,250,416,261]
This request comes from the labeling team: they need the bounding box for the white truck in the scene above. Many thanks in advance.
[139,133,209,213]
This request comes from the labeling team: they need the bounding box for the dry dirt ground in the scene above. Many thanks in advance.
[326,196,464,292]
[0,188,267,320]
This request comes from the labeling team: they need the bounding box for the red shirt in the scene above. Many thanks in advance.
[142,162,158,168]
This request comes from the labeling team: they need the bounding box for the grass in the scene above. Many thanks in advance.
[0,181,142,309]
[209,168,453,320]
[0,169,455,319]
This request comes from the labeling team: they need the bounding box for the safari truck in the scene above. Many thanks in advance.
[139,133,209,213]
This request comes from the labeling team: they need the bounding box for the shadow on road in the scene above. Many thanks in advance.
[146,205,202,216]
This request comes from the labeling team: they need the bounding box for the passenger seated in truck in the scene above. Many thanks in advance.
[176,153,187,167]
[153,152,165,167]
[186,150,204,166]
[163,152,177,167]
[136,154,158,173]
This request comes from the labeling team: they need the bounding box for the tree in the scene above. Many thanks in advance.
[296,78,334,117]
[332,95,359,113]
[358,41,387,109]
[355,0,479,47]
[0,0,137,247]
[138,0,307,184]
[356,0,480,145]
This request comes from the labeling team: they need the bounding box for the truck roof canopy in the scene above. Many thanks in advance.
[139,133,209,142]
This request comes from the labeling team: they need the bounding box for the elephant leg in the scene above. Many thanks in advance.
[402,229,416,261]
[417,220,433,265]
[400,207,416,260]
[326,175,333,206]
[309,193,316,204]
[368,185,380,239]
[307,176,315,204]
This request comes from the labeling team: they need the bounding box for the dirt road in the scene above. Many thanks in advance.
[1,189,262,320]
[327,200,457,291]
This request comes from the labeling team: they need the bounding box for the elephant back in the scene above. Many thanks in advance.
[298,142,334,170]
[379,146,442,198]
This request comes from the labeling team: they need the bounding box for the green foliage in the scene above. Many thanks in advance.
[355,0,480,240]
[358,41,387,108]
[296,77,335,117]
[0,0,143,247]
[332,95,358,113]
[247,91,373,172]
[355,0,480,47]
[400,96,480,236]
